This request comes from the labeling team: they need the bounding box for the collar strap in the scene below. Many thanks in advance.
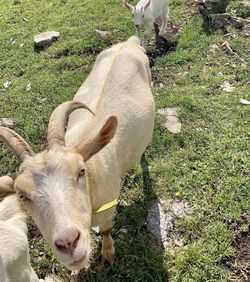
[92,199,118,215]
[86,172,118,215]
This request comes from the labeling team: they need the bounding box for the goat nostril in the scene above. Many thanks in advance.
[55,240,68,253]
[54,229,81,254]
[73,231,80,249]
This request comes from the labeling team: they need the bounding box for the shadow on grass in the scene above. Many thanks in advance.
[199,0,232,35]
[147,22,178,68]
[77,153,168,281]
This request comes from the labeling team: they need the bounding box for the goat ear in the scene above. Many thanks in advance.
[144,0,151,10]
[0,176,15,201]
[123,1,133,11]
[75,116,118,161]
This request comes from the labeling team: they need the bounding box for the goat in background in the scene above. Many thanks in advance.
[123,0,170,48]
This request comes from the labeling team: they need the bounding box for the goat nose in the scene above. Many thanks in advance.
[54,228,80,255]
[135,24,140,28]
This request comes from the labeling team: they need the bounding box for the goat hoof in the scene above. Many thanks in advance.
[101,246,116,265]
[71,270,79,275]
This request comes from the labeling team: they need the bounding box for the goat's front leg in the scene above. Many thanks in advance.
[143,23,154,49]
[159,13,167,36]
[100,218,115,264]
[142,32,148,49]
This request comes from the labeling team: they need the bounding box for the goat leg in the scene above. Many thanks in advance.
[100,221,115,264]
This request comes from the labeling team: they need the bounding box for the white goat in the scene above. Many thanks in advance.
[0,176,61,282]
[0,176,39,282]
[0,36,155,271]
[123,0,169,47]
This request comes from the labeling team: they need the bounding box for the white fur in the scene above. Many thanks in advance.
[66,36,155,263]
[0,192,61,282]
[66,36,155,228]
[6,36,155,272]
[0,195,39,282]
[124,0,169,47]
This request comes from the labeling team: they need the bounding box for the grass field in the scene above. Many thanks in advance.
[0,0,249,281]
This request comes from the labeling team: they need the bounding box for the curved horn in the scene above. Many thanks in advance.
[0,127,34,162]
[47,101,94,150]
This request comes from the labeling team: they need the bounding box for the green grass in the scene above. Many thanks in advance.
[0,0,250,281]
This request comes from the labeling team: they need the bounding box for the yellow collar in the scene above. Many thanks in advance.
[86,172,118,215]
[92,199,118,215]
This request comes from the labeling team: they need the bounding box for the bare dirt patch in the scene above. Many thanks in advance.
[223,213,250,281]
[147,21,181,67]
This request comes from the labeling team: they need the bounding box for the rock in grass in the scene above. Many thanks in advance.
[157,107,181,134]
[210,13,245,29]
[95,29,111,38]
[221,81,235,92]
[34,31,60,48]
[236,2,250,18]
[26,83,31,91]
[3,81,11,89]
[147,199,192,249]
[195,0,222,7]
[240,99,250,105]
[147,201,173,247]
[0,118,14,127]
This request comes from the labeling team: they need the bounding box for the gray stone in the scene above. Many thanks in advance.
[3,81,11,89]
[209,43,220,52]
[195,0,221,3]
[221,81,235,92]
[221,41,237,56]
[243,22,250,36]
[95,29,111,37]
[0,118,14,127]
[147,201,173,246]
[34,31,60,48]
[209,13,245,29]
[240,99,250,105]
[236,2,250,18]
[157,107,181,134]
[11,37,17,44]
[195,0,223,16]
[147,199,192,249]
[119,199,128,207]
[196,0,250,33]
[171,201,192,218]
[26,83,31,91]
[116,227,128,240]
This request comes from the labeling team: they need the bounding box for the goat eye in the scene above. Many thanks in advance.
[18,193,29,202]
[79,168,85,177]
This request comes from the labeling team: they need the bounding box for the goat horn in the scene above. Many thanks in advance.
[47,101,94,150]
[0,127,34,162]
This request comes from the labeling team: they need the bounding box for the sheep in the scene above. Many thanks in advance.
[123,0,169,47]
[0,36,155,271]
[0,176,61,282]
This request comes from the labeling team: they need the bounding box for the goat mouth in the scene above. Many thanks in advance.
[69,255,87,268]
